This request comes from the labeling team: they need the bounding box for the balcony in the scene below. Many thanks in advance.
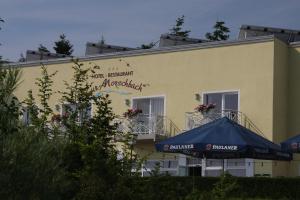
[115,114,181,141]
[185,109,264,137]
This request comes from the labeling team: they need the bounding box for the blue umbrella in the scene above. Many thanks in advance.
[156,117,291,161]
[281,134,300,153]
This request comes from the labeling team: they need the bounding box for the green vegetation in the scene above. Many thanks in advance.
[53,34,74,55]
[0,17,4,27]
[211,172,239,200]
[140,42,156,49]
[0,17,5,62]
[205,21,230,41]
[126,175,300,200]
[169,15,191,37]
[0,60,137,199]
[36,34,74,56]
[38,44,50,53]
[0,67,22,138]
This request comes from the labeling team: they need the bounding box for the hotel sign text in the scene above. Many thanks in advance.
[92,70,149,92]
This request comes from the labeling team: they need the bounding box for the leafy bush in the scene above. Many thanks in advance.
[184,190,212,200]
[211,172,238,200]
[0,61,136,199]
[128,176,300,200]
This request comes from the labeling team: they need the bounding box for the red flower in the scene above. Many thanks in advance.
[51,114,62,122]
[62,112,69,119]
[195,103,216,113]
[123,108,142,118]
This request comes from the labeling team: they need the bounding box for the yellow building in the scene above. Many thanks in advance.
[11,25,300,177]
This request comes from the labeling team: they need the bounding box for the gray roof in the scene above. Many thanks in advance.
[26,50,70,57]
[86,42,136,51]
[160,34,209,43]
[7,35,275,68]
[240,25,300,35]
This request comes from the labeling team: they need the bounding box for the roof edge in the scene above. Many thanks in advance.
[240,24,300,34]
[8,35,274,68]
[289,41,300,48]
[86,42,136,50]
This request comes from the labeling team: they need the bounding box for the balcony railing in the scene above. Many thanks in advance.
[185,109,265,137]
[115,114,181,140]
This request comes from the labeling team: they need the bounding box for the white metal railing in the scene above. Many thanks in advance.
[185,109,265,137]
[115,114,181,138]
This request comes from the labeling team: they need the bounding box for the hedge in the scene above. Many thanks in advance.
[126,176,300,200]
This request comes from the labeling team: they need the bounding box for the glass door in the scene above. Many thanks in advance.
[132,97,164,134]
[224,93,238,121]
[203,92,238,119]
[202,91,249,177]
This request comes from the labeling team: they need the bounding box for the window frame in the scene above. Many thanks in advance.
[21,105,39,126]
[60,102,93,123]
[201,90,240,112]
[131,95,166,117]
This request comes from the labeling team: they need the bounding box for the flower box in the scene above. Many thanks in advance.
[123,108,142,118]
[194,103,216,115]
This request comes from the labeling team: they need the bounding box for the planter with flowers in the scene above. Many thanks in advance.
[51,114,62,124]
[194,103,216,118]
[123,108,142,119]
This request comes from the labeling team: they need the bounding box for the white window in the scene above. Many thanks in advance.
[132,97,164,117]
[61,103,92,123]
[22,106,38,125]
[203,91,238,111]
[203,159,250,177]
[22,107,30,125]
[131,96,165,134]
[203,91,239,121]
[141,159,178,177]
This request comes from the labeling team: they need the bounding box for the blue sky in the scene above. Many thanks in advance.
[1,0,300,61]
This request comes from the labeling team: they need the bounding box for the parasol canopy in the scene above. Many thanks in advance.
[281,134,300,153]
[155,117,291,161]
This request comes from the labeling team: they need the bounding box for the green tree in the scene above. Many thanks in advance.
[35,66,57,127]
[0,65,70,199]
[53,34,73,55]
[0,17,4,30]
[0,19,71,199]
[0,18,17,133]
[58,60,94,141]
[0,59,138,199]
[38,44,50,53]
[169,15,191,37]
[140,42,155,49]
[24,65,57,131]
[18,53,26,62]
[205,21,230,41]
[0,68,22,138]
[57,60,134,199]
[0,17,4,61]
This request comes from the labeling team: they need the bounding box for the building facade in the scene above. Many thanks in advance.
[11,27,300,177]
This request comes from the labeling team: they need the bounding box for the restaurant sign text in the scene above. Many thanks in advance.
[92,70,149,92]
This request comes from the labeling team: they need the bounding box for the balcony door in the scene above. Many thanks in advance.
[203,92,239,120]
[201,91,253,177]
[132,97,164,134]
[203,92,238,112]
